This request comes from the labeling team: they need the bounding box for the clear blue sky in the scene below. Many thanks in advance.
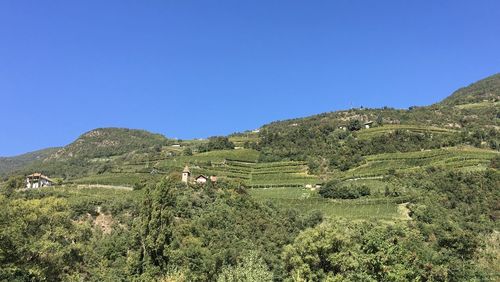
[1,1,499,156]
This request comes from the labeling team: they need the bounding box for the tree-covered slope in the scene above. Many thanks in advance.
[3,128,172,180]
[48,128,169,160]
[440,73,500,106]
[0,148,60,176]
[252,74,500,170]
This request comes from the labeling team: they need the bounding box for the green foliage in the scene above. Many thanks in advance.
[0,147,60,176]
[130,179,321,281]
[489,155,500,169]
[3,175,25,189]
[249,188,401,220]
[347,119,362,131]
[198,136,235,152]
[0,195,91,281]
[57,128,169,160]
[340,147,498,179]
[182,147,193,156]
[217,251,273,282]
[282,220,452,281]
[441,73,500,106]
[0,74,499,281]
[319,180,370,199]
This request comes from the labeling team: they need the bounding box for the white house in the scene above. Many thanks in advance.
[26,173,54,189]
[364,121,374,129]
[195,175,208,184]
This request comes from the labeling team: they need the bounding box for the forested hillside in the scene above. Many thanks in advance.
[254,73,499,172]
[0,74,499,281]
[0,148,60,176]
[440,73,500,105]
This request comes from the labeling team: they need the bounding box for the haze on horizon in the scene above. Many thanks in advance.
[1,0,499,157]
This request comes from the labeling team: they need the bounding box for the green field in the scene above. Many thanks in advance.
[229,133,260,147]
[340,146,498,179]
[249,187,404,220]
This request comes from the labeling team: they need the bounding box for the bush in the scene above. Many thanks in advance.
[348,120,362,131]
[490,155,500,169]
[198,136,235,152]
[319,181,370,199]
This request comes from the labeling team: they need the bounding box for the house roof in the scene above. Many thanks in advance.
[182,166,191,173]
[27,173,54,182]
[364,121,374,125]
[195,175,208,180]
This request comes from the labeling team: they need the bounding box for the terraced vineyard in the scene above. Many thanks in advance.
[198,159,320,188]
[341,146,498,179]
[228,133,260,147]
[249,187,405,220]
[71,173,162,187]
[356,124,457,140]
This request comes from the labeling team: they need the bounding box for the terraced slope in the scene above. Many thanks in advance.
[249,187,403,220]
[248,161,319,187]
[356,124,457,140]
[196,159,319,188]
[341,146,498,179]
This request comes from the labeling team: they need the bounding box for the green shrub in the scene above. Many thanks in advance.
[319,181,370,199]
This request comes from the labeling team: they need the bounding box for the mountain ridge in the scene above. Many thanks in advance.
[2,73,499,178]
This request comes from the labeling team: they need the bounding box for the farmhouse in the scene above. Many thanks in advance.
[364,121,374,129]
[26,173,54,189]
[195,175,208,184]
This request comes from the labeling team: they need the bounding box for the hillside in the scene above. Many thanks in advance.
[2,74,499,184]
[440,73,500,106]
[1,75,499,282]
[48,128,169,160]
[0,147,60,176]
[1,128,172,180]
[253,74,499,170]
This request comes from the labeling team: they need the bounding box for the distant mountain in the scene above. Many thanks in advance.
[0,147,60,176]
[440,73,500,105]
[0,128,170,179]
[48,127,169,161]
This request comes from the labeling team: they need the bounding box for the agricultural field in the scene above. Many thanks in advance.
[454,100,500,109]
[195,159,320,187]
[228,133,260,147]
[71,172,162,187]
[249,187,405,220]
[340,146,498,179]
[355,124,457,140]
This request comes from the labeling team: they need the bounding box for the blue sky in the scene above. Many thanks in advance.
[1,1,499,156]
